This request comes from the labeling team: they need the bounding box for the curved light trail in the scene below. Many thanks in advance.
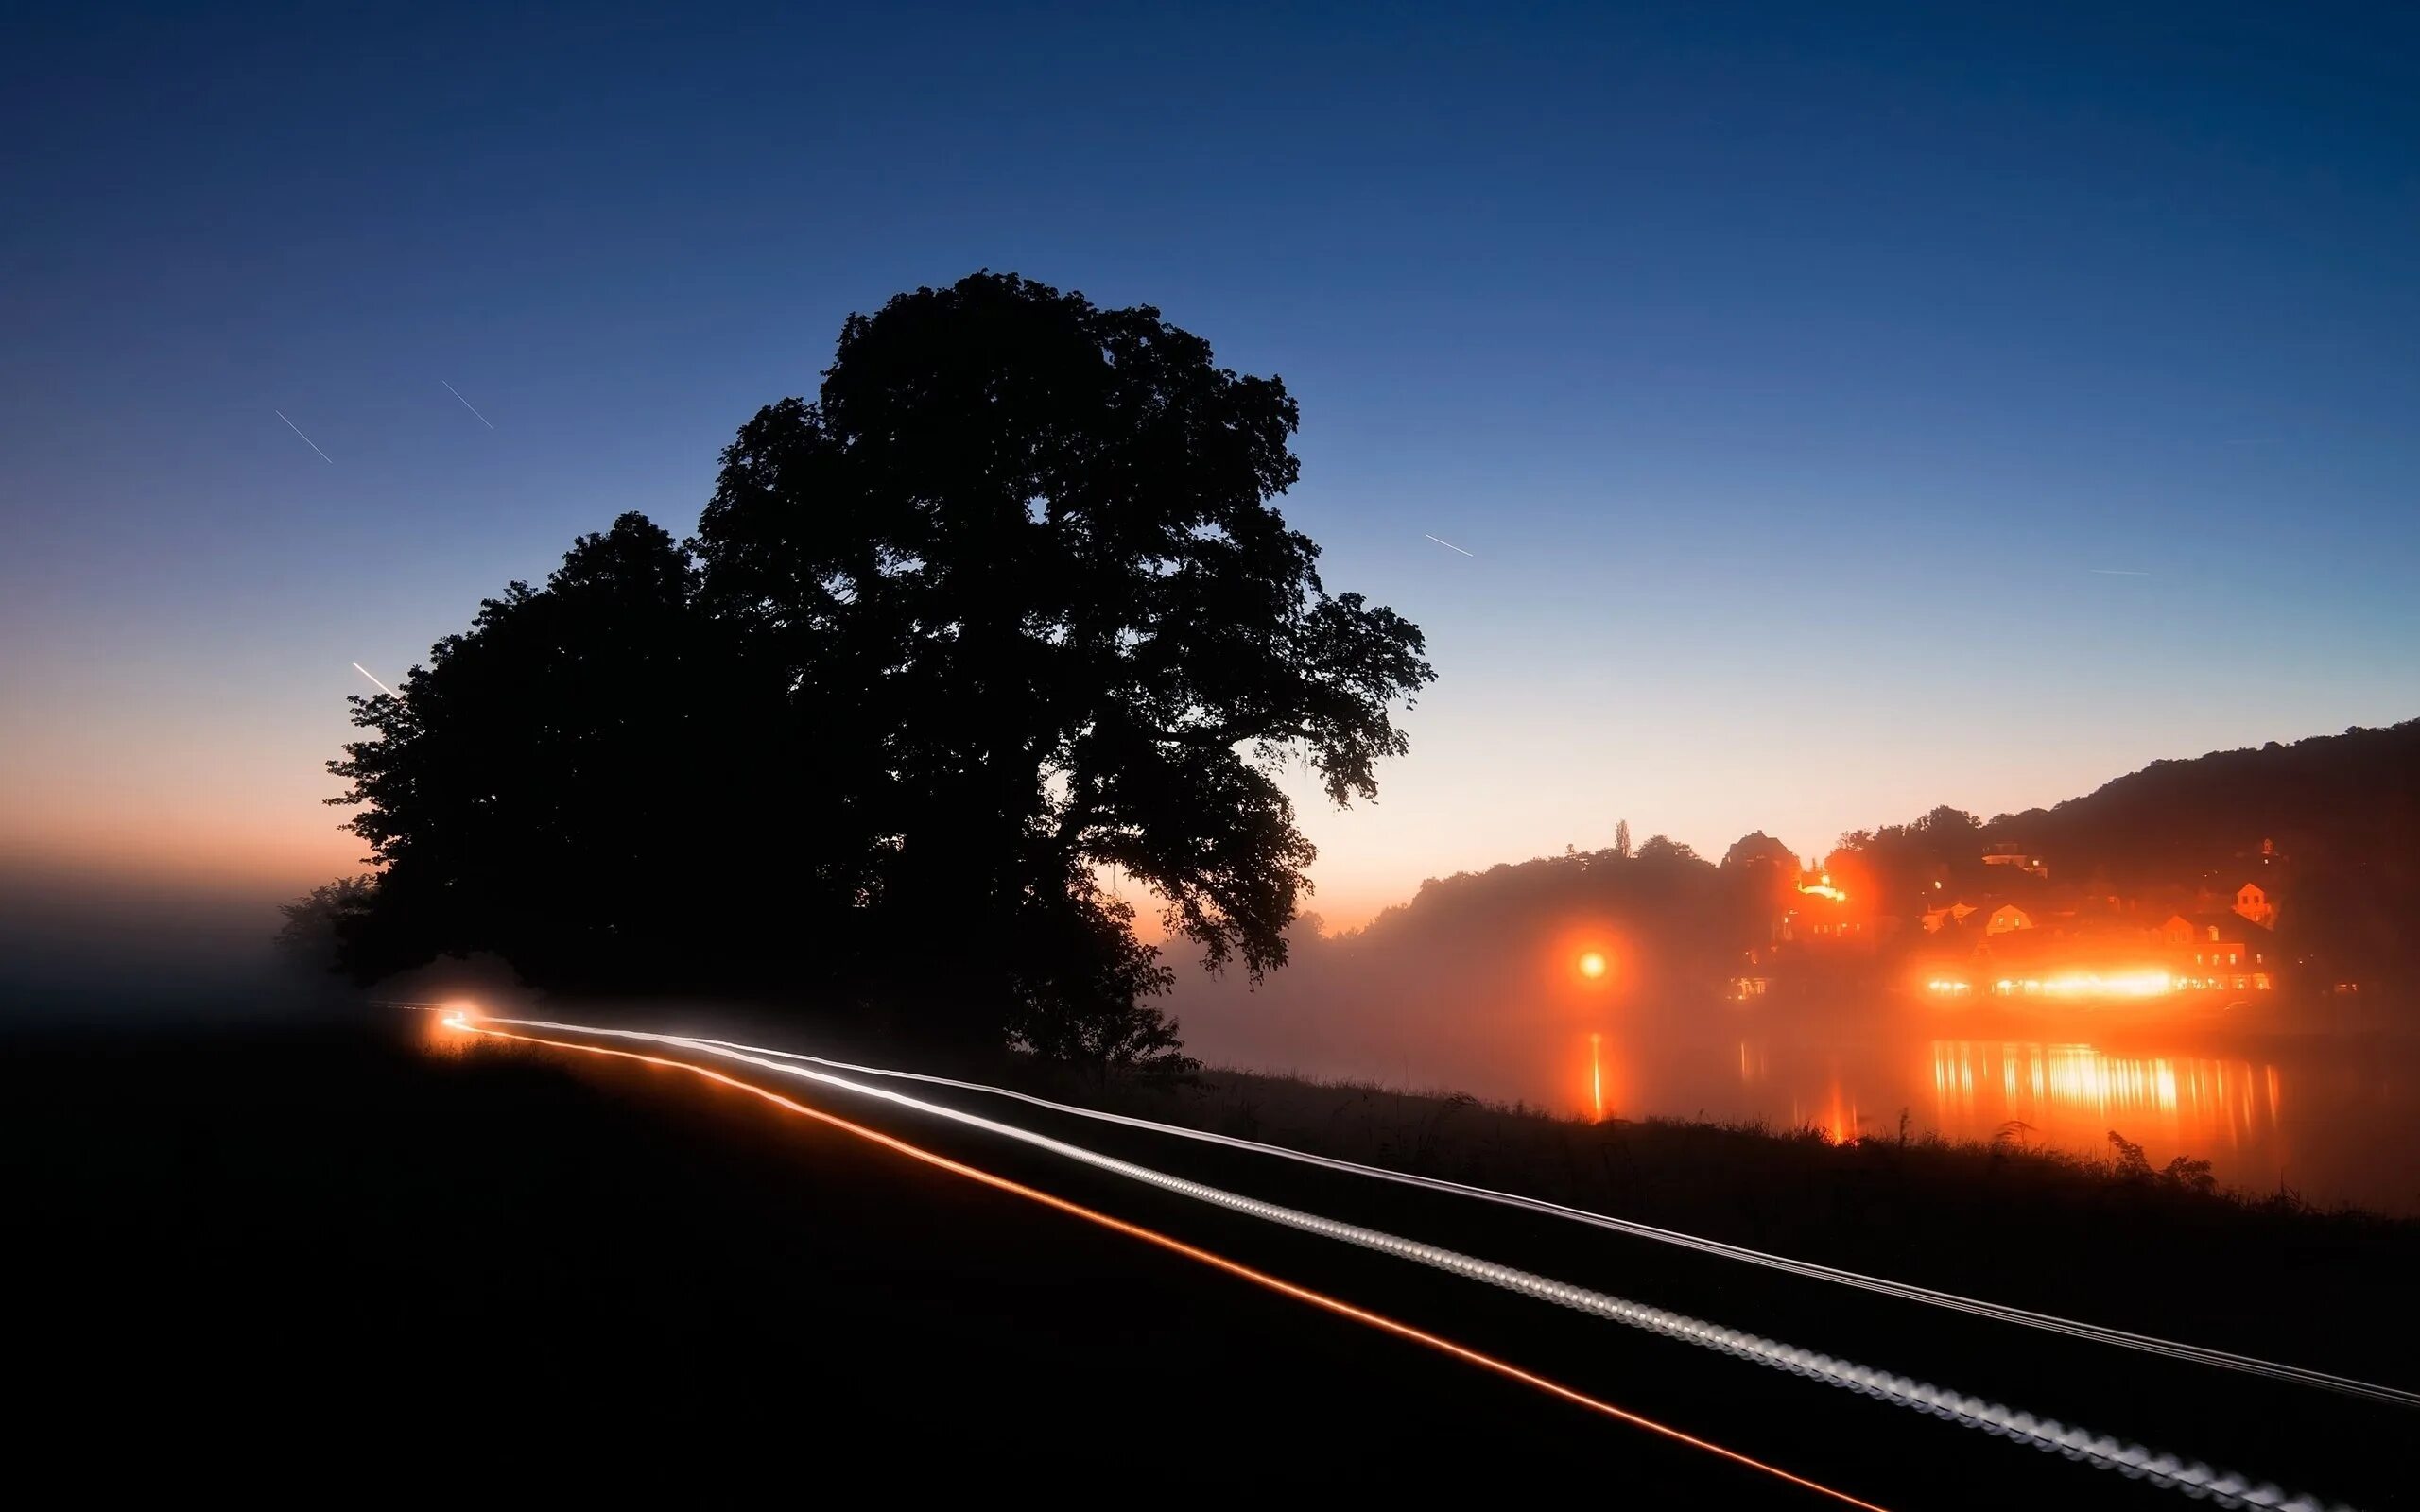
[670,1026,2416,1410]
[446,1011,2359,1512]
[442,1013,1884,1510]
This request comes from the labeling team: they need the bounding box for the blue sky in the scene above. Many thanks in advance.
[3,1,2414,931]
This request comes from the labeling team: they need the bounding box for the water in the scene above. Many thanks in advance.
[1183,997,2420,1215]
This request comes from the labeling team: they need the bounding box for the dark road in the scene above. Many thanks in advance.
[9,1015,2406,1507]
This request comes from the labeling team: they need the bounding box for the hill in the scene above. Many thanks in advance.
[1980,720,2420,984]
[1162,719,2420,1066]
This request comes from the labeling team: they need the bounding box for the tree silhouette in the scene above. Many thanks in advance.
[691,272,1434,1047]
[1634,833,1700,865]
[325,273,1435,1057]
[329,514,842,993]
[275,875,377,972]
[1720,831,1795,871]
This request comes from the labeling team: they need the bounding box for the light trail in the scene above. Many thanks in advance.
[668,1026,2416,1410]
[447,1012,2360,1511]
[275,409,334,463]
[1424,533,1476,556]
[351,662,396,696]
[443,1013,1883,1510]
[441,379,495,429]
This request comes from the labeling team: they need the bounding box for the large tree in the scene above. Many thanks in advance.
[327,273,1433,1057]
[692,272,1433,1049]
[328,514,842,993]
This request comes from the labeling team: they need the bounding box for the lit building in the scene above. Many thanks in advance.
[1982,903,2033,935]
[2231,881,2276,929]
[2156,913,2276,993]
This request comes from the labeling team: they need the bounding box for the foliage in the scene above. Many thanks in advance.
[323,273,1434,1057]
[682,271,1433,1043]
[1720,830,1796,870]
[327,515,825,992]
[274,876,378,971]
[2107,1128,2153,1179]
[2108,1129,2218,1194]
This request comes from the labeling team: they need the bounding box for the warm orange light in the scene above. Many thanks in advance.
[1578,951,1608,980]
[1985,971,2173,1000]
[438,1015,1883,1511]
[1589,1032,1605,1121]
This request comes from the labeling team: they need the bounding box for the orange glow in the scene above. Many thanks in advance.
[1578,951,1608,980]
[439,1016,1884,1510]
[1983,971,2172,1000]
[420,1005,477,1057]
[1589,1032,1604,1121]
[1930,1041,2281,1166]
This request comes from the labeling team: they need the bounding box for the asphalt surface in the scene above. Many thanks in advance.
[9,1016,2409,1506]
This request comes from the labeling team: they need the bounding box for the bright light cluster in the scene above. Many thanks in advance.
[1990,971,2173,999]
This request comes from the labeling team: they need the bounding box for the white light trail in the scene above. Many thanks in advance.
[1424,533,1475,556]
[275,409,334,463]
[445,1012,1885,1509]
[351,662,396,696]
[441,380,495,429]
[668,1027,2419,1409]
[452,1012,2362,1511]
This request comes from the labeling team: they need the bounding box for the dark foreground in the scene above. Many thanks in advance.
[8,1014,2412,1506]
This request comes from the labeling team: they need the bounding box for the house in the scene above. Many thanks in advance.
[1983,903,2033,935]
[2231,881,2277,928]
[2157,912,2276,992]
[1968,927,2173,998]
[1980,848,2048,879]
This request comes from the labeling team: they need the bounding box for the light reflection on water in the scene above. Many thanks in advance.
[1557,1023,2417,1213]
[1925,1041,2277,1165]
[1180,990,2420,1212]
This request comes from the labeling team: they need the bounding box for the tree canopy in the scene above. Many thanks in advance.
[325,273,1435,1058]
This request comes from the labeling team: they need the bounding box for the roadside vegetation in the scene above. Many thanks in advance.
[1003,1055,2420,1383]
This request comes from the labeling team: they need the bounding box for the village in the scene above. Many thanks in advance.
[1732,838,2294,1005]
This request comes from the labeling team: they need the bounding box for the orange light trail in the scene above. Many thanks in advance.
[442,1014,1885,1510]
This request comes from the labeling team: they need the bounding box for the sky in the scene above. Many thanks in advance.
[3,1,2416,963]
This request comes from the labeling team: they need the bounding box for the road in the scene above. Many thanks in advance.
[8,1012,2407,1505]
[454,1010,2402,1508]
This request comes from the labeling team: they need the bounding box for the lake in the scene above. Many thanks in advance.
[1181,996,2420,1215]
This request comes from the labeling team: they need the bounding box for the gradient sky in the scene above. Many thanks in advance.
[4,2,2416,948]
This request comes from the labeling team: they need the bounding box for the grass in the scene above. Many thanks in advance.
[997,1056,2420,1385]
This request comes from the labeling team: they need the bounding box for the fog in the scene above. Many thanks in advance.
[0,866,290,1019]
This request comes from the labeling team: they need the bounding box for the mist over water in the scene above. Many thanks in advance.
[1167,953,2420,1216]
